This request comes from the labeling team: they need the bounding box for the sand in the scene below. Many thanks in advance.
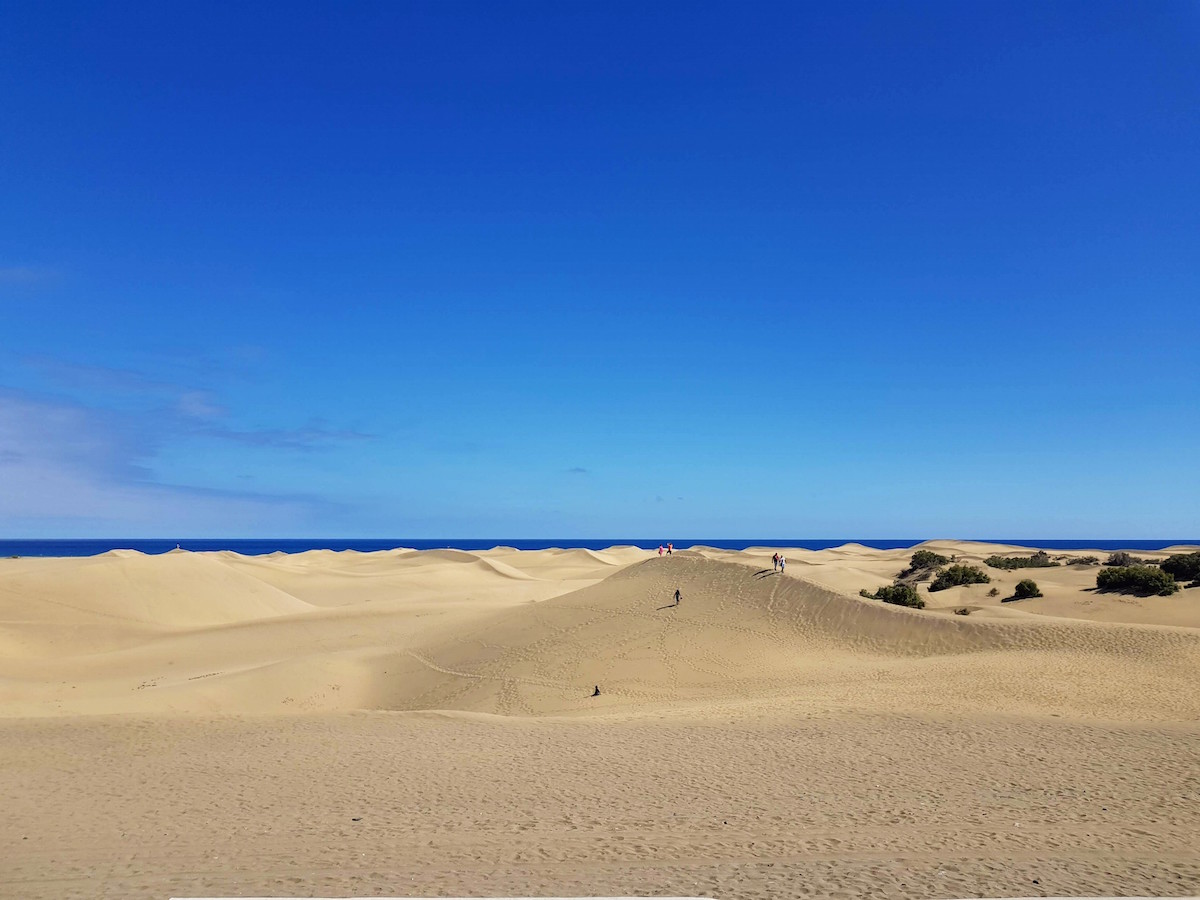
[2,542,1199,898]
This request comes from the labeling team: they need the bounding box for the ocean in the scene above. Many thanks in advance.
[0,538,1195,558]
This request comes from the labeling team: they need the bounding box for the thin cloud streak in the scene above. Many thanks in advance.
[0,266,54,284]
[15,355,375,451]
[0,387,363,535]
[197,423,376,451]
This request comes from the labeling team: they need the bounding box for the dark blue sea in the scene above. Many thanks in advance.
[0,538,1195,558]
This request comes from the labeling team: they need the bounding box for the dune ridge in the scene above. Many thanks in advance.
[2,544,1198,720]
[4,542,1200,900]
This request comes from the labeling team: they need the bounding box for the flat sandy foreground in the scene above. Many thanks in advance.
[2,541,1200,900]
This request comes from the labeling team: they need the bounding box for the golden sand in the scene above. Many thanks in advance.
[2,542,1198,898]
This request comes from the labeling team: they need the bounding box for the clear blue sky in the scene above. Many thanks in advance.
[1,1,1197,538]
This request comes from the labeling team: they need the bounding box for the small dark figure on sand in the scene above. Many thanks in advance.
[674,588,681,606]
[592,685,601,697]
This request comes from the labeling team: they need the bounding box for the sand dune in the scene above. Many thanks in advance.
[0,551,311,626]
[3,542,1200,899]
[3,544,1198,720]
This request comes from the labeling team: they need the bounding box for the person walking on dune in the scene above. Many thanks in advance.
[779,555,786,573]
[772,552,779,572]
[674,588,681,607]
[658,545,664,557]
[667,543,673,555]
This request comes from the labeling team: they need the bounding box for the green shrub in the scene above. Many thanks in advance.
[862,583,925,609]
[1096,565,1179,596]
[1013,579,1042,600]
[1105,551,1152,567]
[1068,555,1100,565]
[984,550,1058,570]
[897,549,950,580]
[910,549,949,570]
[987,587,999,597]
[1161,552,1200,583]
[929,564,990,592]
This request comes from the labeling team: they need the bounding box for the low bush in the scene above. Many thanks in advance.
[910,549,949,570]
[898,549,950,580]
[1096,565,1179,596]
[1161,552,1200,583]
[984,550,1058,570]
[954,607,970,616]
[861,583,925,609]
[1013,579,1042,600]
[929,564,990,592]
[1105,551,1152,567]
[1068,555,1100,565]
[987,587,999,597]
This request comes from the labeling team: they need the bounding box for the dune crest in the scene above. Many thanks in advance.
[2,545,1198,720]
[4,543,1200,900]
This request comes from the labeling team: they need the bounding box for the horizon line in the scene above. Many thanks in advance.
[4,536,1198,543]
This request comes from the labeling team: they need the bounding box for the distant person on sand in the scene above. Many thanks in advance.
[779,555,786,573]
[667,543,673,555]
[592,685,600,697]
[658,545,664,556]
[772,552,779,572]
[674,588,681,606]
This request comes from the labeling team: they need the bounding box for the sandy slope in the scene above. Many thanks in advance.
[2,542,1199,899]
[2,544,1197,719]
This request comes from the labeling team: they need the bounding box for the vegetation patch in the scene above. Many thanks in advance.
[929,564,990,592]
[953,607,970,616]
[1104,551,1154,567]
[1008,578,1043,600]
[897,549,950,581]
[1067,555,1100,566]
[984,550,1058,570]
[1161,551,1200,584]
[860,583,925,609]
[1096,565,1179,597]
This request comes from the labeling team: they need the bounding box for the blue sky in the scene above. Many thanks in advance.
[1,1,1197,538]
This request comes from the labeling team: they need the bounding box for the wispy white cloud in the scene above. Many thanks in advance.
[0,387,354,535]
[15,355,376,451]
[0,266,54,285]
[20,355,172,394]
[198,422,374,451]
[177,390,227,421]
